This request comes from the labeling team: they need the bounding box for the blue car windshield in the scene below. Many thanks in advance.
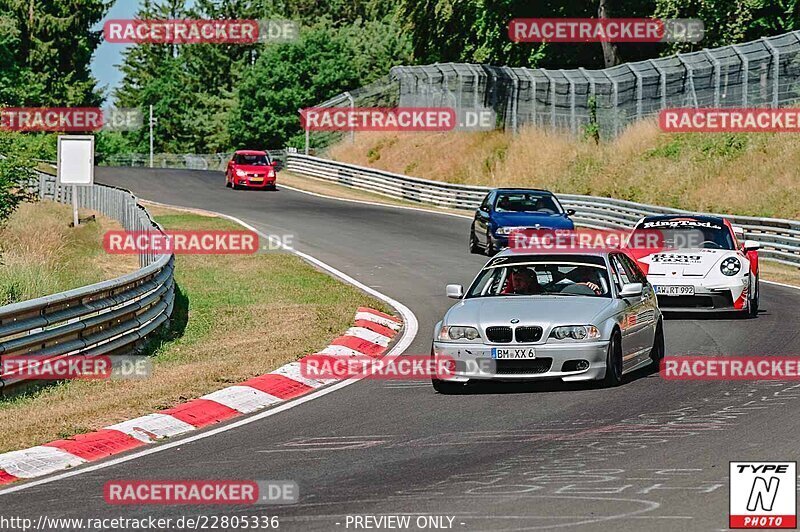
[494,192,561,214]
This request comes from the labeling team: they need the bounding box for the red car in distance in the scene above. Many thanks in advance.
[225,150,277,190]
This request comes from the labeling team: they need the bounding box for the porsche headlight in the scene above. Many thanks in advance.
[720,257,741,276]
[438,325,481,342]
[550,325,601,341]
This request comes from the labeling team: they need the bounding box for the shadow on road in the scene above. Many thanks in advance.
[433,362,660,396]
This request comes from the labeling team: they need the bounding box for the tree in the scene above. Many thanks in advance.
[749,0,800,37]
[228,17,412,149]
[0,0,107,106]
[114,0,278,153]
[0,132,36,222]
[598,0,622,67]
[397,0,662,69]
[654,0,755,54]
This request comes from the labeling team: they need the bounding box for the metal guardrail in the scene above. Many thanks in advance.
[286,154,800,268]
[0,173,175,395]
[103,150,287,171]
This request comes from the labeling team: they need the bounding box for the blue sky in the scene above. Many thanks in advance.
[91,0,137,100]
[91,0,195,101]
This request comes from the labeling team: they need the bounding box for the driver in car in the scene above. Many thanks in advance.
[564,265,604,295]
[500,266,605,296]
[501,268,542,295]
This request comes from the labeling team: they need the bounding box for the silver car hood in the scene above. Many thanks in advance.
[444,296,618,328]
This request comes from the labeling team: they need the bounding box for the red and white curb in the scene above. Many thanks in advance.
[0,307,400,485]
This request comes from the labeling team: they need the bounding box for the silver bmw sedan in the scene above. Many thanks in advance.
[431,250,663,393]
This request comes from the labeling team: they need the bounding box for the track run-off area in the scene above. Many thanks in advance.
[3,166,800,531]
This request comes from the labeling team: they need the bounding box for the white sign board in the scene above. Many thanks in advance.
[57,135,94,186]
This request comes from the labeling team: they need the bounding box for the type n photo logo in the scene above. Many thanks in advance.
[730,462,797,529]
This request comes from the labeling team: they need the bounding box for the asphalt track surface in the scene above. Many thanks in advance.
[3,167,800,531]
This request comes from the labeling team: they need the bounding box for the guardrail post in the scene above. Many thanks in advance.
[540,69,557,130]
[703,49,722,107]
[731,44,749,106]
[630,64,643,120]
[503,66,520,134]
[648,60,667,109]
[343,91,355,143]
[601,70,619,137]
[524,69,537,128]
[677,54,698,108]
[486,67,497,111]
[437,64,459,115]
[580,67,594,102]
[762,37,780,108]
[298,108,309,155]
[424,66,436,107]
[451,63,463,109]
[564,70,577,134]
[466,64,481,110]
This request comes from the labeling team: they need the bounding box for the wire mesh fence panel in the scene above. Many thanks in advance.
[307,30,800,147]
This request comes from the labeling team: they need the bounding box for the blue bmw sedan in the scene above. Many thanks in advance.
[470,188,575,255]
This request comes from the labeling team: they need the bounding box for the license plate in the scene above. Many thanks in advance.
[250,178,263,183]
[492,348,536,359]
[655,285,695,296]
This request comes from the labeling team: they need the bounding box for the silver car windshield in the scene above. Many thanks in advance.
[466,262,611,298]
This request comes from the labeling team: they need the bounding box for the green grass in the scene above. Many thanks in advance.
[0,201,138,305]
[0,207,395,454]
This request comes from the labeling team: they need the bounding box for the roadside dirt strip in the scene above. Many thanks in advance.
[0,307,401,485]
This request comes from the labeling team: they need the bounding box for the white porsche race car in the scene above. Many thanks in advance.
[627,215,761,316]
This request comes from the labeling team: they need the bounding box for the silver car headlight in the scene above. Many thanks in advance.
[438,325,481,342]
[549,325,601,341]
[720,257,741,276]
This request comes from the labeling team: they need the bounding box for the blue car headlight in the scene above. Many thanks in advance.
[495,226,521,236]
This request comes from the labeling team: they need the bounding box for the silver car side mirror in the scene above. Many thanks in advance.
[446,284,464,299]
[619,282,643,298]
[743,240,761,251]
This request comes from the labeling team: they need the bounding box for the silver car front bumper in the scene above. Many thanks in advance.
[433,340,610,382]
